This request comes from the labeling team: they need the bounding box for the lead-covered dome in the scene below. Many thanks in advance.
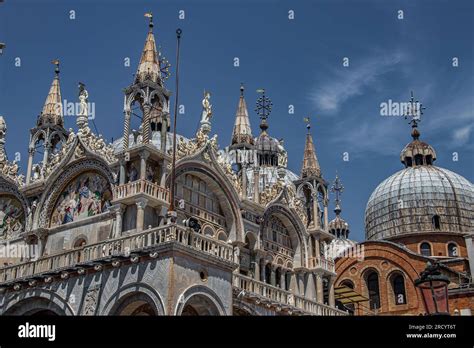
[365,128,474,241]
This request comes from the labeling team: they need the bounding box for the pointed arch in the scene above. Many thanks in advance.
[261,203,308,268]
[167,153,244,242]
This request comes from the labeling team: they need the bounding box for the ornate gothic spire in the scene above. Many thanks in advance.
[38,60,63,127]
[301,120,321,178]
[135,13,161,84]
[231,84,254,147]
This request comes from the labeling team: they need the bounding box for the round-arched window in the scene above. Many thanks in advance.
[447,243,458,257]
[420,242,431,256]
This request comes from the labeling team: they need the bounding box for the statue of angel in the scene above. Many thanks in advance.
[200,90,212,123]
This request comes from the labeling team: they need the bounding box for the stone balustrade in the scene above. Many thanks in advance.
[0,224,234,284]
[308,256,335,273]
[113,179,169,204]
[233,273,347,316]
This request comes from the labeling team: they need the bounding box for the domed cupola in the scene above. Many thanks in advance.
[254,89,285,167]
[365,92,474,243]
[400,125,437,167]
[329,203,350,239]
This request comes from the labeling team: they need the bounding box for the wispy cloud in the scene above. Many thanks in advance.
[452,124,473,146]
[310,50,407,113]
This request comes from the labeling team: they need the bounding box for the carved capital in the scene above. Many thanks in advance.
[135,198,148,210]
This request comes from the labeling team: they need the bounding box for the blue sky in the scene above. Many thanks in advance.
[0,0,473,241]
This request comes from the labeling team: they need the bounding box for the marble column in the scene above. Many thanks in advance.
[119,158,126,185]
[26,147,34,184]
[324,203,329,230]
[123,109,131,150]
[111,204,125,238]
[42,141,51,168]
[160,159,169,187]
[139,150,150,181]
[270,266,276,286]
[312,193,319,229]
[261,262,267,283]
[142,103,151,144]
[253,168,259,204]
[160,118,167,152]
[253,256,260,281]
[280,269,286,289]
[136,198,148,232]
[328,276,335,307]
[316,274,324,304]
[241,164,247,199]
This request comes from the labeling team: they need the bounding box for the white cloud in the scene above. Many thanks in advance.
[452,124,473,146]
[310,51,407,113]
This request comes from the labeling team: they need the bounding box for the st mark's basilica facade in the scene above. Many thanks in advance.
[0,17,472,316]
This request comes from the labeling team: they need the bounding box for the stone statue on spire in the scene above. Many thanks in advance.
[77,82,89,129]
[200,90,213,135]
[200,90,212,123]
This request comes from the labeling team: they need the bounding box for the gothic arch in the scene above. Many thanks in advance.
[101,283,166,315]
[168,158,244,242]
[175,285,227,316]
[3,289,75,315]
[261,203,308,268]
[36,158,115,228]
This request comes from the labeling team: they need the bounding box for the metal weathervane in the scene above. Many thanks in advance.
[255,89,273,121]
[303,116,311,131]
[404,91,426,128]
[331,174,344,205]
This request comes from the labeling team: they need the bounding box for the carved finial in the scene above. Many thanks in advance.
[304,116,311,133]
[144,12,153,29]
[52,59,60,76]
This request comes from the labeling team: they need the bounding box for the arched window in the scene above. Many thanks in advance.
[448,243,458,257]
[73,238,87,248]
[414,154,423,166]
[203,226,214,237]
[432,215,441,230]
[366,271,380,310]
[265,263,272,284]
[392,274,407,305]
[275,267,281,288]
[420,242,431,256]
[340,280,354,289]
[285,271,291,291]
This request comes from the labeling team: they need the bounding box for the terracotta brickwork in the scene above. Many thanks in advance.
[389,234,467,258]
[335,240,473,315]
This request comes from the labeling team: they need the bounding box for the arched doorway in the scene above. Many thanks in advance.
[112,292,159,316]
[4,297,69,316]
[181,294,221,316]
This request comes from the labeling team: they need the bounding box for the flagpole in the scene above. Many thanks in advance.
[167,28,182,223]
